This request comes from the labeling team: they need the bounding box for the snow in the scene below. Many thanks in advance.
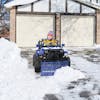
[94,44,100,48]
[5,0,37,8]
[71,56,100,82]
[63,55,100,100]
[0,38,85,100]
[54,67,85,85]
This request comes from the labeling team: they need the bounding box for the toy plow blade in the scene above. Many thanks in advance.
[41,60,69,76]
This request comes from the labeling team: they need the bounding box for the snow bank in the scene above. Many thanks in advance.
[0,38,85,100]
[54,67,85,85]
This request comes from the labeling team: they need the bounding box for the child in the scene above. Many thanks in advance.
[47,31,54,40]
[43,31,58,46]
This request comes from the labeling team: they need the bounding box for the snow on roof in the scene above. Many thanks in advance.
[5,0,38,8]
[5,0,100,10]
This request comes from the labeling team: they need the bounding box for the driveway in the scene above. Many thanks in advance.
[21,47,100,100]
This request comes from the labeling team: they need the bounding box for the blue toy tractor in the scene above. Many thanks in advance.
[33,39,70,76]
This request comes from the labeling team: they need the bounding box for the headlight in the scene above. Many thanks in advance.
[64,52,68,57]
[45,50,48,54]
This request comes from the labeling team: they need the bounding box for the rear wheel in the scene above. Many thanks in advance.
[33,54,41,73]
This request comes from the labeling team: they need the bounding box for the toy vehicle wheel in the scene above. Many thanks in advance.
[64,57,71,66]
[34,64,41,73]
[34,59,41,73]
[33,54,41,73]
[33,54,37,66]
[67,57,71,66]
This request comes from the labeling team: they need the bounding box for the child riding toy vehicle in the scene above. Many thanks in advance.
[33,39,70,76]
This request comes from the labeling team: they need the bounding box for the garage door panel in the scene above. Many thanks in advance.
[61,16,95,46]
[16,15,54,47]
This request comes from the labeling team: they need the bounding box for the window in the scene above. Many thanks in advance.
[67,0,80,13]
[82,5,95,13]
[34,0,49,12]
[17,4,31,12]
[51,0,65,12]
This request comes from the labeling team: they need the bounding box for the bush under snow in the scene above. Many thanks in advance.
[0,38,85,100]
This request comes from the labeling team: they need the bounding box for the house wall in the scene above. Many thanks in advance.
[9,1,100,47]
[96,10,100,44]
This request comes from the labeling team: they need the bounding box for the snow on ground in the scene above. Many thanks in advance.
[71,56,100,81]
[54,67,85,85]
[0,38,85,100]
[63,55,100,100]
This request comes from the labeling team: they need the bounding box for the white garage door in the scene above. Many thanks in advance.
[61,16,95,47]
[16,14,54,47]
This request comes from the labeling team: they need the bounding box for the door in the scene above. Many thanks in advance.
[16,14,54,47]
[61,15,95,46]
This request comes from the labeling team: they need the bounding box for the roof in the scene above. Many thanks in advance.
[74,0,100,10]
[5,0,37,8]
[5,0,100,10]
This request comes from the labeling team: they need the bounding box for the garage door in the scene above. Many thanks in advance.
[61,16,95,47]
[16,14,54,47]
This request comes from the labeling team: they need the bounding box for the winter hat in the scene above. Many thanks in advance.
[48,31,54,36]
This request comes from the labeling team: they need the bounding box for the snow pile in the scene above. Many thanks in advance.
[0,38,85,100]
[0,38,20,62]
[54,67,85,85]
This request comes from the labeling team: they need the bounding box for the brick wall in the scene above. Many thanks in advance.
[55,14,61,44]
[96,10,100,44]
[10,7,16,42]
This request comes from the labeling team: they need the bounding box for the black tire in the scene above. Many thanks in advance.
[34,62,41,73]
[33,54,37,66]
[33,54,41,73]
[63,57,71,66]
[67,57,71,66]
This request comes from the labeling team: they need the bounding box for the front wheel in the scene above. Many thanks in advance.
[63,56,71,66]
[67,57,71,66]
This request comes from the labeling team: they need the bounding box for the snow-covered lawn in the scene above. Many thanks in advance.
[0,38,100,100]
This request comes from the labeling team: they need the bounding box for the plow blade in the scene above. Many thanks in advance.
[41,60,69,76]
